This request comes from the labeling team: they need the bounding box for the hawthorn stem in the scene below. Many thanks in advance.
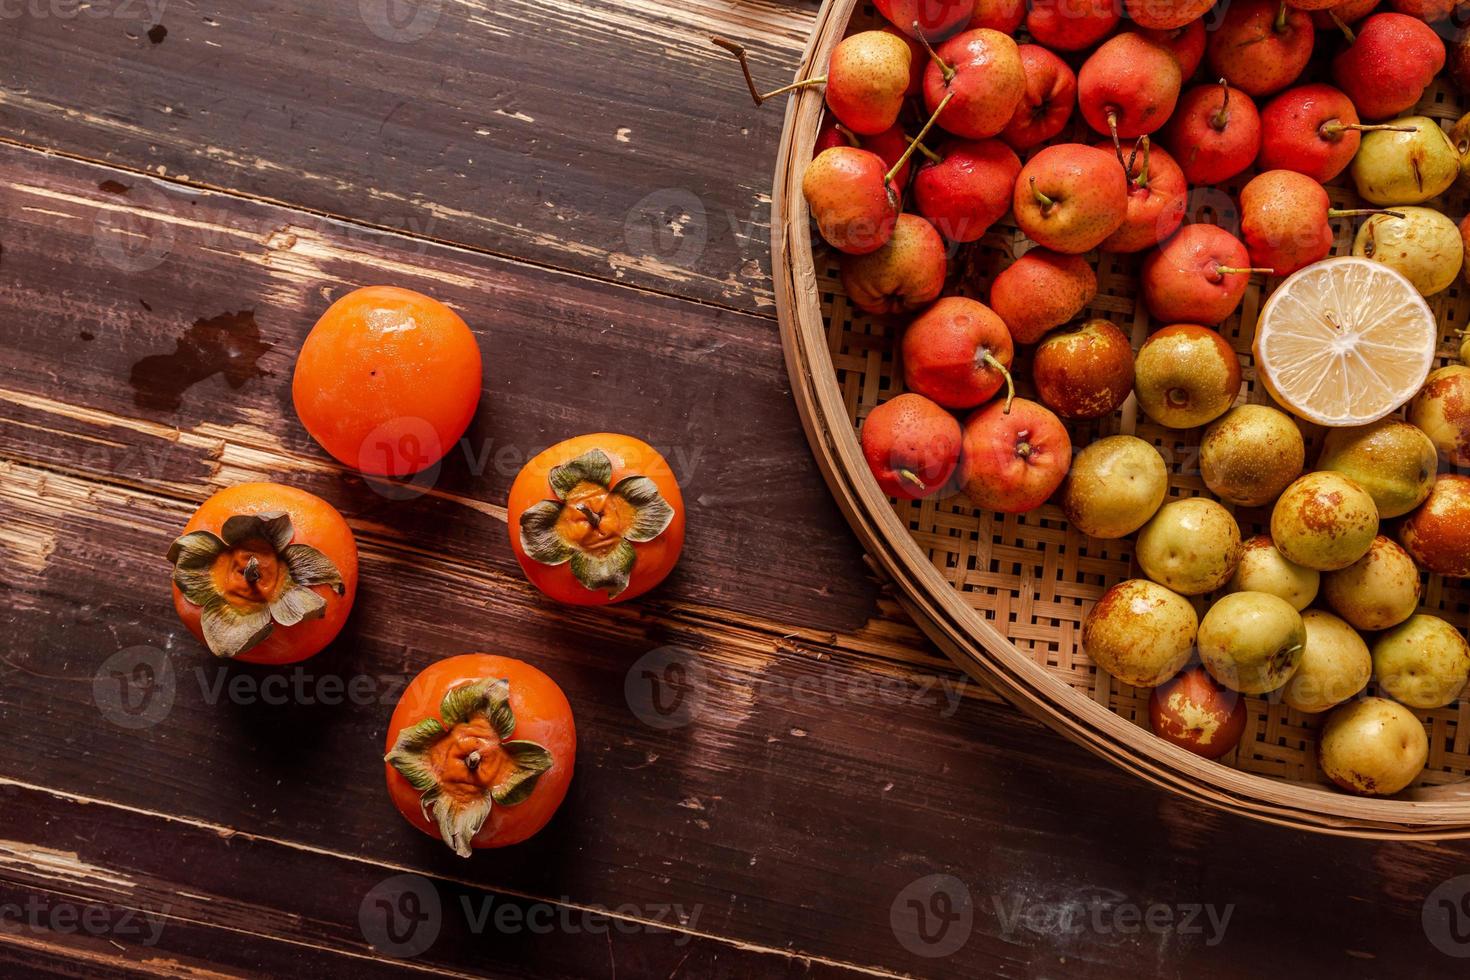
[898,468,927,492]
[1106,108,1123,165]
[1329,9,1354,43]
[1133,136,1150,189]
[1215,265,1274,276]
[1273,0,1289,33]
[1328,208,1407,219]
[911,138,943,164]
[913,22,955,82]
[1030,175,1055,210]
[835,123,861,147]
[1210,78,1230,131]
[710,35,825,106]
[885,90,953,189]
[982,353,1015,415]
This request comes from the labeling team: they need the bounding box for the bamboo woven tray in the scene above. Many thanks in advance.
[774,0,1470,837]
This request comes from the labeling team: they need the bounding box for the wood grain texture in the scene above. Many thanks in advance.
[1,144,1469,978]
[3,0,1470,975]
[1,0,817,313]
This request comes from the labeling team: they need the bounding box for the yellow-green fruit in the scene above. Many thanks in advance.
[1317,418,1437,519]
[1082,579,1199,688]
[1319,697,1428,796]
[1197,591,1306,694]
[1408,364,1470,469]
[1136,497,1242,596]
[1351,118,1460,206]
[1199,405,1304,507]
[1228,534,1319,610]
[1321,535,1422,631]
[1061,435,1169,539]
[1282,610,1371,714]
[1352,207,1464,297]
[1461,330,1470,366]
[1270,472,1379,571]
[1372,614,1470,709]
[1452,112,1470,179]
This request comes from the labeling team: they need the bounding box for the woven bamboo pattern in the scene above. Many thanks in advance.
[778,0,1470,835]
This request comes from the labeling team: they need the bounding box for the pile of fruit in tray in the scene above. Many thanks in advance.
[721,0,1470,796]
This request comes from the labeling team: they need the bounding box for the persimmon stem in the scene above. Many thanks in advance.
[885,90,953,190]
[466,750,481,772]
[710,35,825,106]
[243,555,261,587]
[981,352,1015,414]
[576,503,602,529]
[913,22,954,82]
[1211,78,1230,131]
[898,468,927,491]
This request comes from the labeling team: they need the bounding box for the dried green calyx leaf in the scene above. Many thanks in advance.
[517,448,676,598]
[381,677,555,858]
[167,510,345,659]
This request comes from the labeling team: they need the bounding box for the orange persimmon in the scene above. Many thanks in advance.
[384,654,576,854]
[292,285,482,477]
[168,482,358,664]
[507,433,685,605]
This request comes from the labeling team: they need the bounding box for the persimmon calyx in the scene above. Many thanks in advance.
[518,449,675,597]
[384,678,554,857]
[167,511,344,659]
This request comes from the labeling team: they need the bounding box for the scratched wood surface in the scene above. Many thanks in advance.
[2,2,1469,978]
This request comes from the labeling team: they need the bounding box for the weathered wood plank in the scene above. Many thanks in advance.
[0,142,878,637]
[2,0,817,313]
[3,456,1470,978]
[0,783,855,979]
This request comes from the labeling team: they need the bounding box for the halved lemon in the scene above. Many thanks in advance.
[1253,257,1438,427]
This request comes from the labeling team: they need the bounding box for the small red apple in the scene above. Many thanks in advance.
[1149,666,1247,759]
[912,139,1021,243]
[901,297,1017,410]
[957,398,1072,514]
[861,393,963,499]
[839,213,948,315]
[1001,44,1077,151]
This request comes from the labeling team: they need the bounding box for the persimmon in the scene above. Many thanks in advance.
[292,285,482,477]
[508,433,685,605]
[168,483,358,664]
[384,654,576,855]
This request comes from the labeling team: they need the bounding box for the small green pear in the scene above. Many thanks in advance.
[1198,591,1306,695]
[1282,610,1371,714]
[1352,207,1463,297]
[1351,117,1460,206]
[1373,614,1470,709]
[1317,418,1437,519]
[1319,697,1428,796]
[1228,534,1319,611]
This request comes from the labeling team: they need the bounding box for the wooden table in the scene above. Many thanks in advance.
[2,2,1467,976]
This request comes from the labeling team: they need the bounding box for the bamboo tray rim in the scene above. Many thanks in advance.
[771,0,1470,839]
